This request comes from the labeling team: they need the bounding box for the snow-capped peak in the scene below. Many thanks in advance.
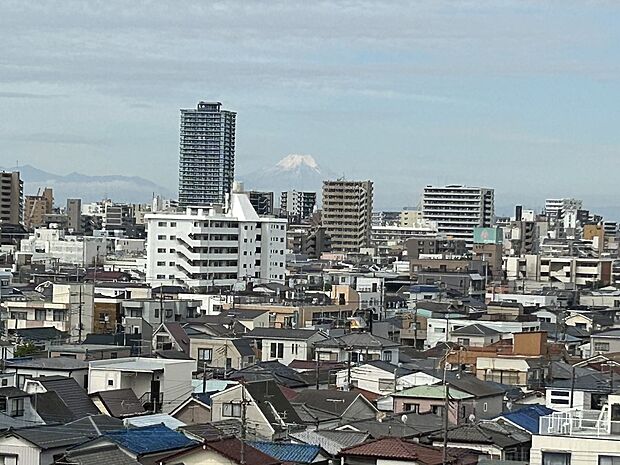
[275,154,320,172]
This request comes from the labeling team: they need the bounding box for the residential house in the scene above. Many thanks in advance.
[0,387,43,429]
[153,322,190,355]
[228,361,310,389]
[243,328,327,365]
[171,392,214,425]
[55,444,141,465]
[4,357,90,389]
[48,344,132,360]
[334,360,418,394]
[426,421,531,461]
[392,384,474,424]
[291,389,378,429]
[247,441,324,465]
[88,357,194,413]
[449,324,502,347]
[591,329,620,356]
[210,379,303,440]
[0,416,123,465]
[190,334,255,372]
[290,429,371,457]
[315,332,400,364]
[476,356,546,388]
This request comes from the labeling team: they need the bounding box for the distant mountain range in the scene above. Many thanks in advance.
[1,164,174,204]
[238,154,337,195]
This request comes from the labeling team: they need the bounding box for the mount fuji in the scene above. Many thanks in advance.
[239,154,337,193]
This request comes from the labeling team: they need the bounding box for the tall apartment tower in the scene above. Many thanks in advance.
[422,184,494,245]
[178,101,236,207]
[0,171,23,225]
[322,180,373,253]
[24,187,53,230]
[66,198,82,232]
[280,190,317,223]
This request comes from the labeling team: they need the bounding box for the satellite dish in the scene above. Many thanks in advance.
[468,413,476,423]
[401,414,408,424]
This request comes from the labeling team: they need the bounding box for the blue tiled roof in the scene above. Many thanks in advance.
[105,425,196,455]
[247,441,321,463]
[500,405,555,434]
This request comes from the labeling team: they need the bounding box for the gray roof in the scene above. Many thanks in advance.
[291,429,370,456]
[34,391,76,424]
[36,376,100,418]
[162,322,190,354]
[231,338,255,357]
[315,332,400,349]
[244,327,325,340]
[0,387,29,398]
[339,412,443,438]
[292,390,374,417]
[451,324,501,337]
[62,444,141,465]
[365,360,414,377]
[6,357,88,370]
[430,421,530,448]
[93,389,146,418]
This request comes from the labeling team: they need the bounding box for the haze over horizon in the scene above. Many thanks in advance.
[1,1,619,213]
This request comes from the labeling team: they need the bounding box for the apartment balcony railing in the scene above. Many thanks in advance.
[539,409,619,438]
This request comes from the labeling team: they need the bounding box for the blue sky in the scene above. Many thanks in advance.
[0,1,619,213]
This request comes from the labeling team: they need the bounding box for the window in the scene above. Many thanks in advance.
[110,352,118,359]
[157,248,166,253]
[158,221,167,227]
[170,222,177,227]
[378,379,395,391]
[403,403,419,413]
[382,351,392,363]
[157,261,166,266]
[35,309,46,321]
[457,338,470,346]
[270,342,284,359]
[198,348,213,362]
[542,452,570,465]
[157,235,166,240]
[600,456,620,465]
[222,402,242,417]
[10,398,24,417]
[483,402,488,412]
[53,310,65,321]
[595,342,610,352]
[0,398,5,412]
[434,327,446,333]
[108,379,114,386]
[0,455,18,465]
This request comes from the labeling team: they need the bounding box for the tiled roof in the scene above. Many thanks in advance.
[34,391,76,424]
[61,444,141,465]
[248,441,321,464]
[6,357,88,370]
[162,322,190,354]
[292,390,373,417]
[291,430,371,455]
[105,424,196,455]
[0,387,29,398]
[244,327,324,340]
[315,332,400,349]
[206,438,282,465]
[341,437,449,465]
[36,376,100,418]
[394,384,473,400]
[499,405,555,434]
[94,388,145,418]
[451,324,501,337]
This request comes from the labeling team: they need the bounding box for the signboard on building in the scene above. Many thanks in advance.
[473,227,503,244]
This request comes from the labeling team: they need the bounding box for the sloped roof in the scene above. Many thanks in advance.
[244,327,324,340]
[104,424,196,455]
[292,390,374,417]
[34,391,76,424]
[315,332,399,349]
[206,438,281,465]
[429,421,531,449]
[6,357,88,370]
[36,376,100,418]
[229,361,309,388]
[394,384,473,400]
[162,322,190,354]
[291,429,371,455]
[451,324,501,337]
[14,327,69,341]
[341,437,448,465]
[248,441,321,464]
[94,388,146,418]
[61,444,141,465]
[338,412,443,439]
[244,380,303,433]
[364,360,414,377]
[499,406,555,434]
[0,387,29,398]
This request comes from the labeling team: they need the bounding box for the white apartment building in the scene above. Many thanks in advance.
[422,185,494,245]
[19,228,106,266]
[146,190,287,289]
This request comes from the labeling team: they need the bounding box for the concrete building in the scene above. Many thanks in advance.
[322,180,373,253]
[422,185,494,245]
[66,198,82,233]
[146,188,287,289]
[24,188,53,230]
[400,209,423,228]
[0,171,23,225]
[280,190,316,223]
[178,101,236,206]
[19,227,106,266]
[246,190,274,216]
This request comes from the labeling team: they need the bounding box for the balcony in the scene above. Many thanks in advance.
[539,409,620,438]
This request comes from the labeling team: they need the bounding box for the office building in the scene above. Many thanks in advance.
[146,186,287,289]
[24,187,53,230]
[178,101,236,206]
[280,190,316,223]
[0,171,23,225]
[322,180,373,253]
[422,184,494,245]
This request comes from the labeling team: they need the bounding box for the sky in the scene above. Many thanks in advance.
[1,1,619,214]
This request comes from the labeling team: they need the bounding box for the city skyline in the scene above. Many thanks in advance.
[1,1,620,214]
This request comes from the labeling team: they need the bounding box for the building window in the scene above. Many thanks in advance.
[270,342,284,359]
[382,351,392,362]
[158,222,167,227]
[542,452,570,465]
[483,402,488,412]
[222,402,242,417]
[198,348,213,362]
[35,309,46,321]
[457,338,470,346]
[600,456,620,465]
[0,398,6,412]
[108,379,114,386]
[594,342,610,352]
[10,398,24,417]
[0,454,18,465]
[53,310,65,321]
[378,379,395,391]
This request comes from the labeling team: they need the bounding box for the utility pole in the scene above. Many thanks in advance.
[78,284,83,343]
[442,382,450,465]
[202,360,207,393]
[315,352,320,390]
[347,349,352,391]
[240,382,247,465]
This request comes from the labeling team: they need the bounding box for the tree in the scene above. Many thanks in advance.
[14,342,38,358]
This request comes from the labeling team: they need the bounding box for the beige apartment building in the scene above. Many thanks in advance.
[0,171,23,224]
[322,179,373,253]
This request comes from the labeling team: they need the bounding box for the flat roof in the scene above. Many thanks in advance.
[90,357,193,372]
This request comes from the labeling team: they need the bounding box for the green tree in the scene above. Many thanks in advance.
[14,342,38,358]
